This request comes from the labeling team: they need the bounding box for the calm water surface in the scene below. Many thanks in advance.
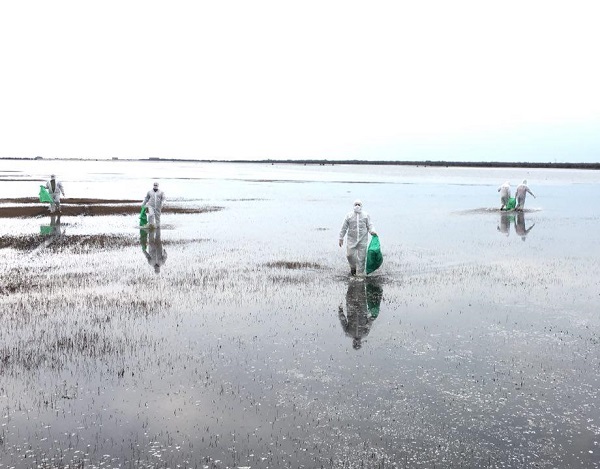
[1,160,599,468]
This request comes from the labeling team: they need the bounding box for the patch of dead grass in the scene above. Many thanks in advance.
[265,261,323,269]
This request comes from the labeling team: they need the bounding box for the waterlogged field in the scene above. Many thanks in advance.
[1,160,600,468]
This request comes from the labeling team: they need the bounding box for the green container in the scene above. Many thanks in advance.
[366,282,383,318]
[39,185,53,203]
[504,197,516,210]
[139,206,147,226]
[366,235,383,274]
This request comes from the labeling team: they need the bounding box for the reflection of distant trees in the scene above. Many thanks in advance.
[339,280,383,350]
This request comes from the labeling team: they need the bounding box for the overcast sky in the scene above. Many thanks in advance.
[1,1,599,162]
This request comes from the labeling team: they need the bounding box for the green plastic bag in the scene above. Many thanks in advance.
[139,206,147,226]
[366,282,383,318]
[504,197,516,210]
[366,234,383,274]
[139,228,148,251]
[39,185,53,203]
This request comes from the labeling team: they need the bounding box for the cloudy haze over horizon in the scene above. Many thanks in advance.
[1,1,599,163]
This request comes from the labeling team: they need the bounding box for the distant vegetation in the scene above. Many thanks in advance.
[223,159,600,170]
[3,156,599,169]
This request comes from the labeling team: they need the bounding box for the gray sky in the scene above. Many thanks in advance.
[1,1,599,162]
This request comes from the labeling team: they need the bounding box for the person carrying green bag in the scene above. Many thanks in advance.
[498,181,511,211]
[45,174,65,213]
[339,199,378,277]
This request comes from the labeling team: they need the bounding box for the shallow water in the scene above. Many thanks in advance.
[1,160,600,468]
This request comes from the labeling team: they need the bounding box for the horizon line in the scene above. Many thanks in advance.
[2,156,599,170]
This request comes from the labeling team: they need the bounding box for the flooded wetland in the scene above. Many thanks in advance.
[1,160,599,468]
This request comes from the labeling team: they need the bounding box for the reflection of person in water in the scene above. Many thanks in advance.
[139,228,148,252]
[142,228,167,273]
[41,214,65,247]
[50,214,62,236]
[338,280,383,350]
[514,211,535,241]
[497,212,513,236]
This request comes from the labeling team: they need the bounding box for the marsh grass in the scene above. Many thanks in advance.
[0,234,136,251]
[0,198,223,218]
[265,260,323,269]
[0,233,209,253]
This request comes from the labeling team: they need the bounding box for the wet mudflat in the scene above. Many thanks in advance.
[0,198,222,218]
[1,160,600,468]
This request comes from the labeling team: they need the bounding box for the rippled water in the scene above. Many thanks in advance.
[1,160,599,468]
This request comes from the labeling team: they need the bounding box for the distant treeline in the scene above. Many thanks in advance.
[4,157,600,170]
[228,160,600,170]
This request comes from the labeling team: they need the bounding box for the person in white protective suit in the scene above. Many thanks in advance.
[497,181,511,210]
[515,179,536,211]
[142,182,166,228]
[45,174,65,213]
[338,200,377,276]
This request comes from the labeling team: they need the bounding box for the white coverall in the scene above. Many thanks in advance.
[142,187,166,227]
[515,180,535,210]
[497,181,511,209]
[45,177,65,213]
[339,201,376,275]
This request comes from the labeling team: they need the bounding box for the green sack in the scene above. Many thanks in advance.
[139,228,148,251]
[503,197,516,210]
[366,234,383,274]
[139,206,147,226]
[39,185,53,203]
[366,282,383,318]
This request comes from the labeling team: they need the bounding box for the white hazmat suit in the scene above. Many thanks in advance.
[339,200,376,276]
[45,174,65,213]
[142,182,166,227]
[497,181,511,210]
[515,179,535,210]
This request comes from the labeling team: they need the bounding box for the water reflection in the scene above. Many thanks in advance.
[497,212,514,236]
[140,228,167,273]
[40,214,64,247]
[514,211,535,241]
[497,212,535,240]
[338,279,383,350]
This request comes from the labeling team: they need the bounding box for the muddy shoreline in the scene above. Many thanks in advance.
[0,198,223,218]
